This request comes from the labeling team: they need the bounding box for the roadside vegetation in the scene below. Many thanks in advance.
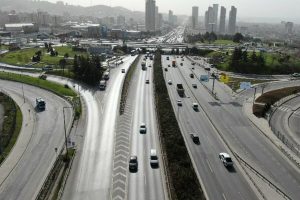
[0,92,22,164]
[0,72,76,97]
[253,86,300,117]
[153,52,205,200]
[119,55,139,114]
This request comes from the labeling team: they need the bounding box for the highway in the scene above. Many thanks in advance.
[127,56,166,200]
[0,80,73,200]
[162,56,259,200]
[168,55,300,199]
[62,55,138,200]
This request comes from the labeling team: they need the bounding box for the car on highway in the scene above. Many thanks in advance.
[219,152,233,167]
[192,84,197,88]
[181,58,184,61]
[168,80,172,85]
[166,56,169,60]
[146,80,150,84]
[168,64,171,67]
[191,67,195,70]
[190,74,194,78]
[121,69,125,73]
[165,68,168,71]
[129,156,138,171]
[191,62,195,65]
[180,63,183,66]
[140,123,147,133]
[177,100,182,106]
[148,65,152,67]
[291,73,300,77]
[190,133,200,144]
[192,103,199,110]
[150,149,159,167]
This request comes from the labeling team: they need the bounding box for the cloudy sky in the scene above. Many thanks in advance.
[46,0,299,21]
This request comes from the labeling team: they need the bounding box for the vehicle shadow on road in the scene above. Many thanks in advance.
[226,166,237,173]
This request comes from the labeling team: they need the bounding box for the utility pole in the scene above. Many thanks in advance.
[253,87,257,105]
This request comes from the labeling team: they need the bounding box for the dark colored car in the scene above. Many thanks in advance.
[129,156,138,171]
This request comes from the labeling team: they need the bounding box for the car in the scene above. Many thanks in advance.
[150,149,159,167]
[129,156,138,171]
[190,133,200,144]
[291,73,300,77]
[42,65,53,71]
[168,80,172,85]
[121,69,125,73]
[181,58,184,61]
[165,68,168,71]
[191,62,195,65]
[146,79,150,84]
[180,63,183,66]
[190,73,194,78]
[168,64,171,67]
[140,123,147,133]
[192,84,197,88]
[191,67,195,70]
[166,57,170,60]
[148,65,152,67]
[177,100,182,106]
[192,103,199,110]
[39,74,47,80]
[219,153,233,167]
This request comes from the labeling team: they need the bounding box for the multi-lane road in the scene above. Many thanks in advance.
[163,55,300,199]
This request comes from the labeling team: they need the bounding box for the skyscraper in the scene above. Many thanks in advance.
[228,6,237,35]
[208,6,214,32]
[213,4,219,30]
[192,6,199,29]
[145,0,156,31]
[155,6,159,31]
[204,11,209,31]
[169,10,173,26]
[219,6,226,34]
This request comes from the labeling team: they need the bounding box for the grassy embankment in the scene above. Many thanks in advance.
[0,93,22,164]
[153,52,205,200]
[253,86,300,117]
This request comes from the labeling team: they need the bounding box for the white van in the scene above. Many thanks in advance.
[150,149,159,167]
[192,103,199,110]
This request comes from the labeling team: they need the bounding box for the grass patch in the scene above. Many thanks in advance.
[0,46,87,68]
[213,40,237,45]
[46,69,75,79]
[154,52,205,200]
[0,93,23,164]
[119,55,140,114]
[0,72,76,97]
[253,86,300,117]
[226,77,271,92]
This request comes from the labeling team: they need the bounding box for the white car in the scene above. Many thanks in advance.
[177,100,182,106]
[168,80,172,85]
[219,152,233,167]
[150,149,159,167]
[192,103,199,110]
[140,123,147,133]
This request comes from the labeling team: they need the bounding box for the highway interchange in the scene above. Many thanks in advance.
[0,26,300,200]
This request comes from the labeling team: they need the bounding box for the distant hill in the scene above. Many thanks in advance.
[0,0,144,22]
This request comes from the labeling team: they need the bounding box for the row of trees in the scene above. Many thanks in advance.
[229,48,266,74]
[73,55,104,86]
[186,32,247,43]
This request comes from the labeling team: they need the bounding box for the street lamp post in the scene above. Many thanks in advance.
[63,106,72,160]
[253,87,257,105]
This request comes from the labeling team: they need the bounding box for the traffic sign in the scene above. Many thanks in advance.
[200,75,209,82]
[240,82,252,90]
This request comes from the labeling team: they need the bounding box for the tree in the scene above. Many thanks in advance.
[59,58,67,75]
[233,33,244,43]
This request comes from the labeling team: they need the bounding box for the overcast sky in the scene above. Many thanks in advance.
[46,0,299,22]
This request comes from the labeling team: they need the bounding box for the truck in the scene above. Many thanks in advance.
[36,97,46,110]
[141,61,147,70]
[176,84,185,97]
[99,80,106,90]
[172,60,176,67]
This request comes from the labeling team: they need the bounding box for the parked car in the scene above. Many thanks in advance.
[190,73,194,78]
[219,152,233,167]
[168,80,172,85]
[129,156,138,171]
[146,80,150,84]
[192,84,197,88]
[121,69,125,73]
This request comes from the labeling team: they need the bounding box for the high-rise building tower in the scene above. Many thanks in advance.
[285,22,294,34]
[155,6,159,31]
[228,6,237,35]
[219,6,226,34]
[213,4,219,30]
[192,6,199,29]
[145,0,156,31]
[169,10,174,26]
[208,6,214,32]
[204,11,209,31]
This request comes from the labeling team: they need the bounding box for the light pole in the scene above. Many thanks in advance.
[253,87,257,105]
[63,106,72,160]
